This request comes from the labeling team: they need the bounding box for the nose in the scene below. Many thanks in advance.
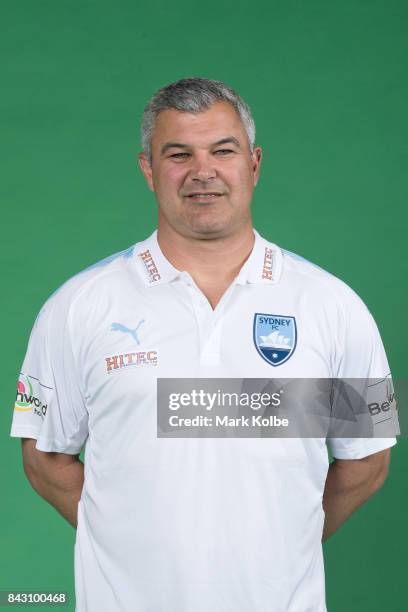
[190,153,216,182]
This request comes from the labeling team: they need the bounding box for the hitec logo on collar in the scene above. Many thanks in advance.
[261,247,273,280]
[138,249,161,283]
[253,313,297,366]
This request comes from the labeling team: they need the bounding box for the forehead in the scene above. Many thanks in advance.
[151,101,247,147]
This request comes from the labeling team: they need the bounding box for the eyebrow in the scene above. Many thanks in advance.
[160,136,241,156]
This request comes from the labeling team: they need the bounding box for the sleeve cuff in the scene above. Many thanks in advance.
[330,437,397,460]
[10,427,85,455]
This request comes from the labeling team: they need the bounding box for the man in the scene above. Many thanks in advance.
[11,78,396,611]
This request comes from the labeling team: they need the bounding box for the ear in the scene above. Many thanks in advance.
[252,146,262,187]
[138,152,155,192]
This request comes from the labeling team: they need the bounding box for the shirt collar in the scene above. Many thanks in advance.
[235,229,283,285]
[133,229,283,287]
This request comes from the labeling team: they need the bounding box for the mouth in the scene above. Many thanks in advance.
[184,192,224,201]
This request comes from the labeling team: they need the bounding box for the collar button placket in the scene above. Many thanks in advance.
[183,280,221,367]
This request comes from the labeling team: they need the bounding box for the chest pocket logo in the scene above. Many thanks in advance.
[253,313,297,366]
[111,320,145,345]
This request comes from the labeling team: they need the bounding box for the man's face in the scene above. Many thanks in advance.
[139,101,262,239]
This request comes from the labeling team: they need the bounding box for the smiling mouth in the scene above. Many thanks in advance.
[185,193,224,201]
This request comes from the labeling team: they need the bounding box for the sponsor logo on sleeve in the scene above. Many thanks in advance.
[14,374,48,417]
[367,375,397,418]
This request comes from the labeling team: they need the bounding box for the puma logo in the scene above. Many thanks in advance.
[110,320,145,345]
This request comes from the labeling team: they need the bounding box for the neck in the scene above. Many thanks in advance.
[157,222,255,306]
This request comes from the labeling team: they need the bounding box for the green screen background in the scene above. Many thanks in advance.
[1,1,406,610]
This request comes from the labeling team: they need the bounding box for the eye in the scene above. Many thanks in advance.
[214,149,234,155]
[169,152,190,159]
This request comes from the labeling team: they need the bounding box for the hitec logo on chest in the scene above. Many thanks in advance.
[105,319,157,373]
[105,351,158,373]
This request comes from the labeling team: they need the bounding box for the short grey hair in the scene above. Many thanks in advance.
[141,77,256,164]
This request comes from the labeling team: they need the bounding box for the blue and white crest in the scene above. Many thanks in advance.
[253,313,297,366]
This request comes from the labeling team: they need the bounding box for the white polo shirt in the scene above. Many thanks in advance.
[11,229,396,612]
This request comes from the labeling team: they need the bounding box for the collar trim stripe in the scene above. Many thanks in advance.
[134,230,283,287]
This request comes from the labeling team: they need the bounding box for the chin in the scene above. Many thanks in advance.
[187,219,231,237]
[184,209,233,234]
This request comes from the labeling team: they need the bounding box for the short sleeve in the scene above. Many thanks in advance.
[10,296,89,454]
[327,289,398,460]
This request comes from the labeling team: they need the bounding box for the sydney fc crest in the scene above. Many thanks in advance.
[253,313,297,366]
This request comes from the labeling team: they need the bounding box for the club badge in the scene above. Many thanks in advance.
[253,313,297,366]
